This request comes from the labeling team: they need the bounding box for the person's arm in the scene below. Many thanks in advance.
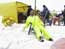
[23,17,31,30]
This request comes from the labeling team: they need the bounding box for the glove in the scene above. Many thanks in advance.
[48,38,53,41]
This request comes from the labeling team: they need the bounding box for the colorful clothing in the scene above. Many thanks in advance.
[24,15,52,40]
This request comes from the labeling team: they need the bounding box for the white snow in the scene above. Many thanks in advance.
[0,16,65,49]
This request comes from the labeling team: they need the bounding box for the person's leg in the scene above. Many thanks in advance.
[43,17,46,26]
[49,19,52,26]
[47,17,49,23]
[34,26,43,41]
[39,25,53,41]
[64,18,65,26]
[53,18,55,25]
[58,17,60,26]
[64,21,65,26]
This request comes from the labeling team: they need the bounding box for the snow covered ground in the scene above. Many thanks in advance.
[0,16,65,49]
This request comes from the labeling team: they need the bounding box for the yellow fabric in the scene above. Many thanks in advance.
[16,2,28,12]
[33,16,51,40]
[33,16,44,27]
[24,16,33,29]
[0,2,28,23]
[24,15,52,40]
[0,2,17,22]
[2,16,15,26]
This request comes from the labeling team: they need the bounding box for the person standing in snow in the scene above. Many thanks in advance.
[41,5,50,25]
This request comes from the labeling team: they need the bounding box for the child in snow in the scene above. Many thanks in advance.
[23,10,53,42]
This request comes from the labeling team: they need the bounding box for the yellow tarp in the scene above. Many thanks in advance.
[17,6,28,12]
[0,1,28,23]
[0,2,17,22]
[16,2,28,12]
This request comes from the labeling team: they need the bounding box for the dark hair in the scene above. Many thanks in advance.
[43,5,48,10]
[43,5,46,7]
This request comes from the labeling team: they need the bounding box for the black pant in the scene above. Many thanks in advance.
[43,17,49,24]
[63,18,65,25]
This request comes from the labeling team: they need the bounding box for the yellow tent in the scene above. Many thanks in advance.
[0,1,28,23]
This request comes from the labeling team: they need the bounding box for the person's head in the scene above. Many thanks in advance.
[43,5,46,8]
[43,5,48,10]
[36,10,40,16]
[30,10,34,16]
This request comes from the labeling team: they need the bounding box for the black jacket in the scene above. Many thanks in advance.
[42,7,50,18]
[62,9,65,18]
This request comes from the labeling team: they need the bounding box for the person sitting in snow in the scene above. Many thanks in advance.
[23,10,53,42]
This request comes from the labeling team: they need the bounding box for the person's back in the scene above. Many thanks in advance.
[32,15,44,27]
[42,5,50,25]
[42,5,50,17]
[42,7,47,17]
